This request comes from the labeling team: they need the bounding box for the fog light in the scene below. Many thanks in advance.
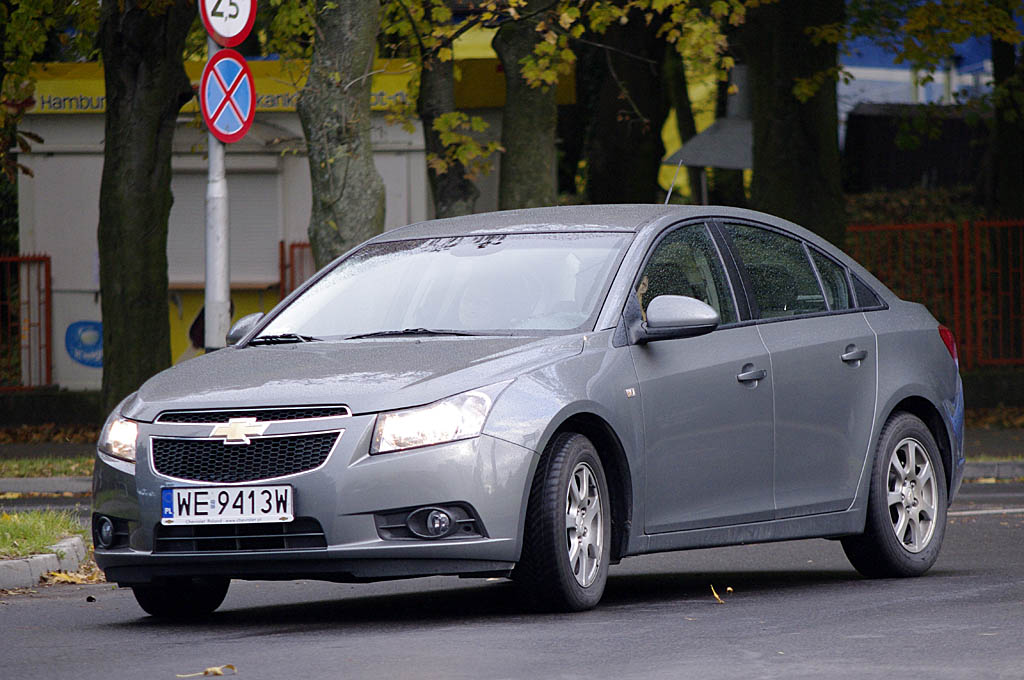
[426,509,452,537]
[96,516,115,548]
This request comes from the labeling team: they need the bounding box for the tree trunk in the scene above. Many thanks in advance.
[664,51,703,202]
[493,2,557,209]
[987,20,1024,218]
[298,0,386,268]
[584,11,670,204]
[97,0,193,413]
[741,0,845,245]
[419,55,479,218]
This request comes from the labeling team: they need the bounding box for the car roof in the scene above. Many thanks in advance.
[369,204,823,242]
[365,205,694,240]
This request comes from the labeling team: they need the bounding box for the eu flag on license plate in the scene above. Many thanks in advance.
[162,489,173,518]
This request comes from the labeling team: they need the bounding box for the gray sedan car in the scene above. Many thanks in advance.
[92,205,965,618]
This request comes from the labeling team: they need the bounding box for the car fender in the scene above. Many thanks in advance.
[482,330,646,556]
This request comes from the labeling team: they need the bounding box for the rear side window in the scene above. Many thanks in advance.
[810,249,853,311]
[852,275,883,308]
[723,223,827,319]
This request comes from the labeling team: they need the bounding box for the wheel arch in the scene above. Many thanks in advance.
[885,396,953,495]
[546,413,633,563]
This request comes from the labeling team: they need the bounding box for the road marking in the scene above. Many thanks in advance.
[949,507,1024,517]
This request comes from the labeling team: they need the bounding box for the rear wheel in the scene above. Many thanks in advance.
[842,412,947,577]
[514,433,611,611]
[132,577,230,620]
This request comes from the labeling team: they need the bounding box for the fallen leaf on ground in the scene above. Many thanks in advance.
[711,584,724,604]
[176,665,237,677]
[46,571,88,584]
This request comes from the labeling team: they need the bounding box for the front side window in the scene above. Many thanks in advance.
[260,232,630,338]
[723,223,827,319]
[635,224,737,324]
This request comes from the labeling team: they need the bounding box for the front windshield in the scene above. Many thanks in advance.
[260,232,631,339]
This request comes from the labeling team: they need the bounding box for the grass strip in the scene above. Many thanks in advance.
[0,509,86,559]
[0,456,94,478]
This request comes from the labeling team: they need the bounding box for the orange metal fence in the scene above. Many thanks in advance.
[969,220,1024,367]
[279,241,316,296]
[0,254,53,390]
[846,221,963,354]
[848,220,1024,369]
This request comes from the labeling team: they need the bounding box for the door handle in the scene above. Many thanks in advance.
[841,347,868,363]
[736,367,767,383]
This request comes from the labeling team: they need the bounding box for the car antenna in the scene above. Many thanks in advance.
[664,157,685,205]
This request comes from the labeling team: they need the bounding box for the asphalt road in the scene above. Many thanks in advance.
[2,482,1022,680]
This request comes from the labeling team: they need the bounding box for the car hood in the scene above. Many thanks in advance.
[125,335,584,421]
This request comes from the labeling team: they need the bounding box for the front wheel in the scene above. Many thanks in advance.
[132,577,230,620]
[842,412,947,578]
[514,433,612,611]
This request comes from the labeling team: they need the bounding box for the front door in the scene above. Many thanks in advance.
[630,223,775,533]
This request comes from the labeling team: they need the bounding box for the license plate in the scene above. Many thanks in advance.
[161,485,293,525]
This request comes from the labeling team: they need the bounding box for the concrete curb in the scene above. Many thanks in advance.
[0,536,88,590]
[963,461,1024,480]
[0,476,92,494]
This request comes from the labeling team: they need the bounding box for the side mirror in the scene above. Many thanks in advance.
[629,295,720,345]
[226,312,265,346]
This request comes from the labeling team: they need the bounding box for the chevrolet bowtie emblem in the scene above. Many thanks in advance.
[210,417,269,445]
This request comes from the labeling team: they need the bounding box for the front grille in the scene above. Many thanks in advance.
[152,432,339,483]
[156,406,351,423]
[154,517,327,553]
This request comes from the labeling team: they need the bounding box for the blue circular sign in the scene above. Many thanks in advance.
[201,49,256,144]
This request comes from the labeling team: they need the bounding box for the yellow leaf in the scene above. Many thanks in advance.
[47,571,87,584]
[437,47,453,62]
[710,584,724,604]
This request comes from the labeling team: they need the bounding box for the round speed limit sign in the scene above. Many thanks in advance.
[200,0,257,47]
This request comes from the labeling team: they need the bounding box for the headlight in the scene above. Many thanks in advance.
[99,413,139,463]
[371,390,494,454]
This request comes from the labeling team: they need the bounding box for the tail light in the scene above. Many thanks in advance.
[938,325,958,364]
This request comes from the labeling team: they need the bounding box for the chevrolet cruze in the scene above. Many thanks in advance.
[92,205,965,618]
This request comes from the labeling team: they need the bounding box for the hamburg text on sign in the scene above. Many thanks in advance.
[201,49,256,144]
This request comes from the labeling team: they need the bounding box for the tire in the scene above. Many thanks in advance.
[132,577,230,620]
[842,412,948,578]
[514,433,612,612]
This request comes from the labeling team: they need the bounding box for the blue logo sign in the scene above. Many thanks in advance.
[201,49,255,143]
[162,489,174,518]
[65,321,103,368]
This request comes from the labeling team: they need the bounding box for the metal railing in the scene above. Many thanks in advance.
[0,254,53,390]
[279,241,315,296]
[848,220,1024,369]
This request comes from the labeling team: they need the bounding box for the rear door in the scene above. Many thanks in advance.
[721,222,878,518]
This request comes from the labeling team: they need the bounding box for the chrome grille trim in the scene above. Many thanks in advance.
[155,405,352,424]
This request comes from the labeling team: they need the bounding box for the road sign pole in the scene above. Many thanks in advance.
[204,35,231,352]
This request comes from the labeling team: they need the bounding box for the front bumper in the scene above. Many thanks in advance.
[93,413,538,585]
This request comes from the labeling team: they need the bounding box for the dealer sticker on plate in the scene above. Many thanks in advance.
[161,485,293,525]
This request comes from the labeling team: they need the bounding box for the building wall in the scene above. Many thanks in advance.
[17,109,473,390]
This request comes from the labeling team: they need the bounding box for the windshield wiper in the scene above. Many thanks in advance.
[345,328,489,340]
[248,333,321,345]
